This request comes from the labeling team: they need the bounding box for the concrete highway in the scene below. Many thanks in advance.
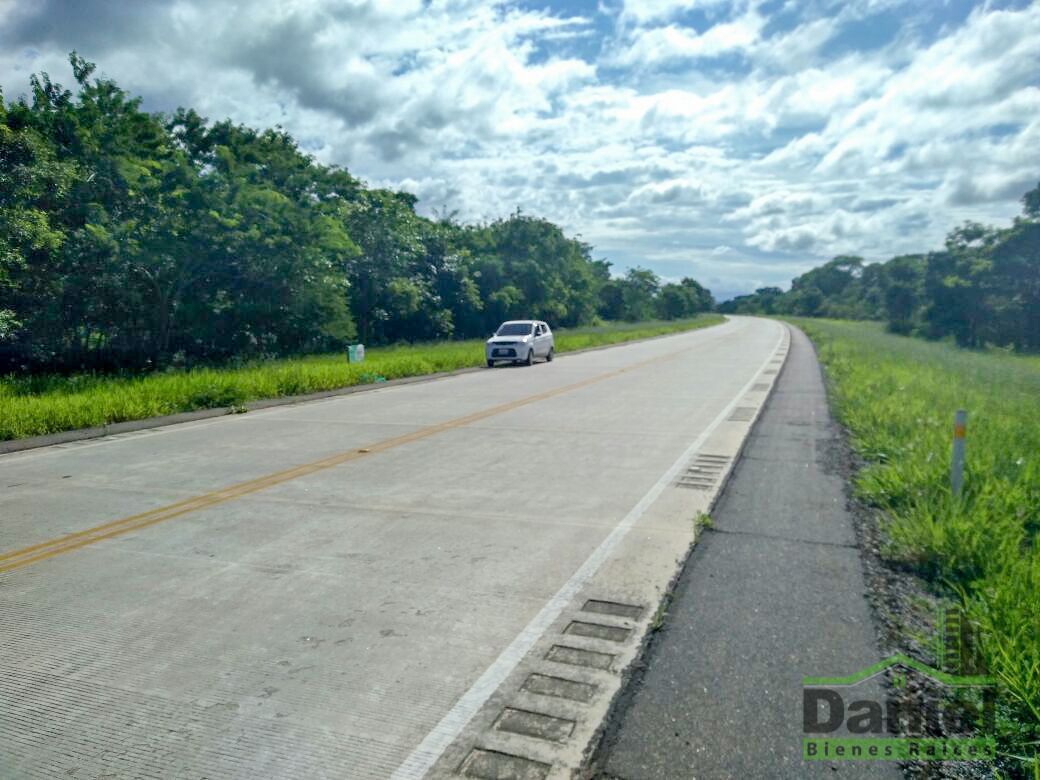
[0,316,787,779]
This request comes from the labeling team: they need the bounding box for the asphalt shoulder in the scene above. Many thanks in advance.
[589,325,899,779]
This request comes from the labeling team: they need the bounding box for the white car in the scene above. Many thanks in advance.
[485,320,555,367]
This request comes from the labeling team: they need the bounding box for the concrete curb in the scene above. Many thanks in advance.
[0,320,727,456]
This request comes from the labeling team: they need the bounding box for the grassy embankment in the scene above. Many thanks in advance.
[792,318,1040,770]
[0,315,724,442]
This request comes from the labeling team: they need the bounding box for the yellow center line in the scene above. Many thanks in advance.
[0,343,696,575]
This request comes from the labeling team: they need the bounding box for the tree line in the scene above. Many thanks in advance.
[720,185,1040,351]
[0,54,714,374]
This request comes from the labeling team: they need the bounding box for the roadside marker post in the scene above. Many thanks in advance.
[951,409,967,498]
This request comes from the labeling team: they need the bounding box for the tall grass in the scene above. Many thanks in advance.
[0,315,724,441]
[792,318,1040,766]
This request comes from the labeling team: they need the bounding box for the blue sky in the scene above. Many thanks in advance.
[1,0,1037,300]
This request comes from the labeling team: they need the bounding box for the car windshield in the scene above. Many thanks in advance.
[496,323,534,336]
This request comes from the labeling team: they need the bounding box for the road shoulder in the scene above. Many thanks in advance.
[588,325,899,779]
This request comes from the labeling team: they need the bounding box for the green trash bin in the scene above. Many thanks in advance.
[347,344,365,363]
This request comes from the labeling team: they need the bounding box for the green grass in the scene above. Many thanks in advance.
[0,315,724,441]
[790,318,1040,768]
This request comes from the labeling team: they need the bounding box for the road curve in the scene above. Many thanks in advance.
[0,316,786,779]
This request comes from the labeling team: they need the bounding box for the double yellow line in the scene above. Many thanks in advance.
[0,345,691,575]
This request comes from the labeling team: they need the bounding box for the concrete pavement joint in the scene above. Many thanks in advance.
[704,526,860,549]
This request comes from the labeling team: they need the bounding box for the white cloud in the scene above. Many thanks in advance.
[619,0,730,26]
[611,11,763,67]
[0,0,1037,298]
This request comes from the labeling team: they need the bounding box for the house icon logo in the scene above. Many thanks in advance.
[802,607,997,763]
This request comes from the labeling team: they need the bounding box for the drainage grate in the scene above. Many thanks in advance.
[461,749,550,780]
[522,673,598,703]
[676,453,731,490]
[582,599,643,620]
[727,406,756,422]
[546,644,615,670]
[564,620,632,643]
[494,707,576,742]
[751,383,770,392]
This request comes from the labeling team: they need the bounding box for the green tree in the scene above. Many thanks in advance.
[0,89,76,345]
[883,255,925,335]
[619,267,660,321]
[0,53,716,373]
[987,184,1040,350]
[657,277,715,319]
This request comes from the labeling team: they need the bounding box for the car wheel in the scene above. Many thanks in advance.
[546,347,554,362]
[487,359,495,368]
[525,349,534,366]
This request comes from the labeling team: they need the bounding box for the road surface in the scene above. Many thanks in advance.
[0,316,786,779]
[592,325,897,779]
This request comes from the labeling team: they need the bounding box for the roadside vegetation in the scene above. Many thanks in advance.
[725,185,1039,354]
[0,315,723,441]
[1,54,714,376]
[794,318,1040,772]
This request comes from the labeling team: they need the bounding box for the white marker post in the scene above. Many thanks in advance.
[951,410,967,498]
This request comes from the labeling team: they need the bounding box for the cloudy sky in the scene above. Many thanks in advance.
[1,0,1037,300]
